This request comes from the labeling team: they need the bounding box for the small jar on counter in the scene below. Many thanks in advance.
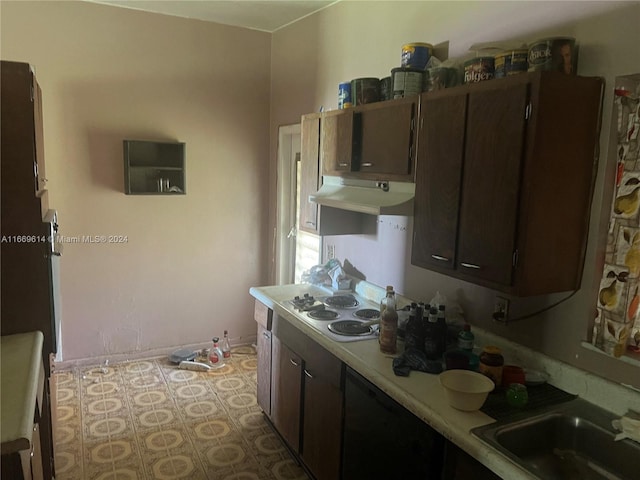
[479,346,504,387]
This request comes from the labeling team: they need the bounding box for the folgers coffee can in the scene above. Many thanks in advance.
[494,49,528,78]
[463,56,495,84]
[338,81,352,109]
[351,77,380,106]
[379,76,392,101]
[391,67,424,99]
[401,42,434,70]
[528,37,577,74]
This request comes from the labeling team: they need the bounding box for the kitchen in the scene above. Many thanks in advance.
[1,0,639,479]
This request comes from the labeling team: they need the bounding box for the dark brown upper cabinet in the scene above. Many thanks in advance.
[322,96,418,182]
[412,72,603,296]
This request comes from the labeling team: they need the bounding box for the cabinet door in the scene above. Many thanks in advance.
[354,97,417,180]
[256,324,272,416]
[301,343,343,480]
[457,83,529,285]
[412,92,467,270]
[33,77,47,201]
[299,114,321,234]
[270,336,302,452]
[321,109,353,175]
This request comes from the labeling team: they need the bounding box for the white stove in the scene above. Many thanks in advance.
[286,292,380,343]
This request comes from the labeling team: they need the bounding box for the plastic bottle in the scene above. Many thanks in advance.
[424,307,441,360]
[380,285,394,315]
[436,305,447,354]
[209,337,224,365]
[222,330,231,359]
[457,324,475,352]
[379,288,398,354]
[404,302,424,351]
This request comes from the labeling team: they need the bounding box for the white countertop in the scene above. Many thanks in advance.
[250,283,537,479]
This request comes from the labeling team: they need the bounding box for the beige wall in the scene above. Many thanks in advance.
[1,1,271,361]
[271,1,640,387]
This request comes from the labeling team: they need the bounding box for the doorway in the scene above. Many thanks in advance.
[275,124,321,285]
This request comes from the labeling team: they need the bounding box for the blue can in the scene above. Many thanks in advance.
[338,82,352,109]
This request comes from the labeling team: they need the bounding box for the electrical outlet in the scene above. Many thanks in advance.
[494,296,510,322]
[327,244,335,260]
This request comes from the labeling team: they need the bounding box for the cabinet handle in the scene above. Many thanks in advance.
[338,162,348,167]
[262,331,270,338]
[289,358,299,367]
[306,221,316,227]
[460,262,481,269]
[304,369,314,379]
[431,254,449,262]
[361,162,373,167]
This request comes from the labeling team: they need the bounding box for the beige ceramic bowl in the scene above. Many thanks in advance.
[439,369,495,411]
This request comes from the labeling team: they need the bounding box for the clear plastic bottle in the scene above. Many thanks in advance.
[379,288,398,354]
[209,337,224,365]
[222,330,231,359]
[380,285,394,315]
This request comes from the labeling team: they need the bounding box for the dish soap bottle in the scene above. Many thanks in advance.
[222,330,231,359]
[379,287,398,354]
[457,324,475,352]
[209,337,225,366]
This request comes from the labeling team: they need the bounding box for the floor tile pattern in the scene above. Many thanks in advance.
[53,346,310,480]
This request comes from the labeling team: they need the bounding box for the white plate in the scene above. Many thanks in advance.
[524,369,548,386]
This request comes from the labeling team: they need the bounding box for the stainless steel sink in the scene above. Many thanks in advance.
[473,397,639,479]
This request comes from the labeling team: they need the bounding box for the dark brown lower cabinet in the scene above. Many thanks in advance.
[300,345,343,480]
[270,336,302,452]
[261,315,343,480]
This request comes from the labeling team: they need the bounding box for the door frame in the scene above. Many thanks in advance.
[275,123,301,285]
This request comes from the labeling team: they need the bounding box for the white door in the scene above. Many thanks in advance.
[275,124,321,285]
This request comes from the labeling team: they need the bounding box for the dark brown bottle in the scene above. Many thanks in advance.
[379,288,398,354]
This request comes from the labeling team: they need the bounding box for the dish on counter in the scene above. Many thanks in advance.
[523,369,548,386]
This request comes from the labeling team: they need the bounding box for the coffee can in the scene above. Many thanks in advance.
[351,77,380,106]
[401,42,434,70]
[528,37,577,75]
[391,67,424,99]
[338,81,352,109]
[494,49,528,78]
[463,56,495,84]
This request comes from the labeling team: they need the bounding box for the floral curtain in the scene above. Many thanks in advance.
[593,76,640,357]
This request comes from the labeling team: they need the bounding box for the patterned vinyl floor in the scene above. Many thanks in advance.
[53,346,310,480]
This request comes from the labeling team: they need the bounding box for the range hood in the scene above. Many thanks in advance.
[309,176,415,216]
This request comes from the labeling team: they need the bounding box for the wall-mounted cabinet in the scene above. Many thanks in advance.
[300,113,370,236]
[123,140,185,195]
[321,96,418,182]
[412,71,603,296]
